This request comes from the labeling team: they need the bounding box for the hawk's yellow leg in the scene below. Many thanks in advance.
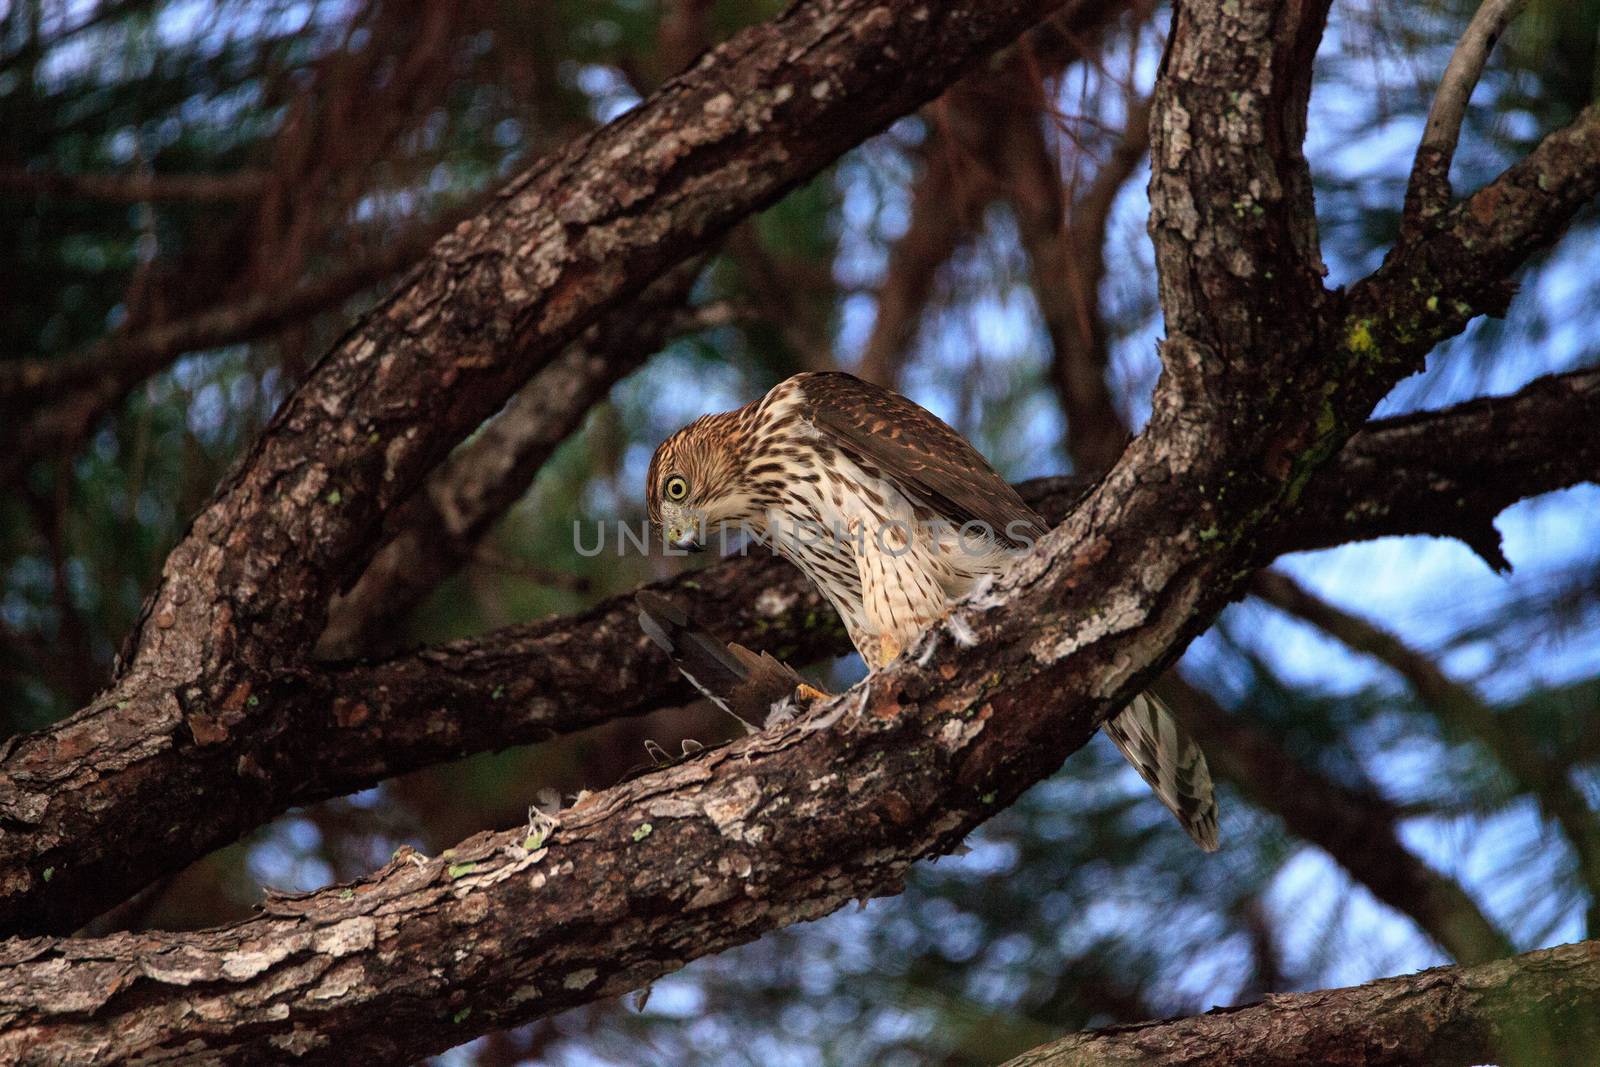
[871,634,903,670]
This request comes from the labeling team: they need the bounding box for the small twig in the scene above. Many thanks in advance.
[1401,0,1529,236]
[0,166,269,204]
[470,545,592,593]
[669,300,760,333]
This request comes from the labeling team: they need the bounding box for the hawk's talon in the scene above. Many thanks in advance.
[800,684,867,733]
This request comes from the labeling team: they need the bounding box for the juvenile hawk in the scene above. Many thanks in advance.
[647,371,1218,850]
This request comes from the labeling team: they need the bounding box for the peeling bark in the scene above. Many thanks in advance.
[1002,939,1600,1067]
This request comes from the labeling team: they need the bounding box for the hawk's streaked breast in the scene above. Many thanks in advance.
[723,374,1029,666]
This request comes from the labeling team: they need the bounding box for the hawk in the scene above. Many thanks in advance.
[646,371,1218,850]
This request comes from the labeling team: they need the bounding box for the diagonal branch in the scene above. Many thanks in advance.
[855,5,1131,390]
[1402,0,1530,235]
[1289,367,1600,568]
[1003,938,1600,1067]
[0,208,473,406]
[314,259,708,659]
[0,211,465,488]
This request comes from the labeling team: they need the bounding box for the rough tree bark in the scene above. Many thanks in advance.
[1002,939,1600,1067]
[0,0,1123,937]
[2,0,1598,1060]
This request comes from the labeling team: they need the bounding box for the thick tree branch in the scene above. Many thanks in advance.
[1165,677,1515,965]
[1002,939,1600,1067]
[1341,103,1600,408]
[3,366,1596,938]
[0,0,1128,937]
[1288,366,1600,566]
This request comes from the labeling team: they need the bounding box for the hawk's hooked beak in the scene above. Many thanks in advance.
[664,515,706,553]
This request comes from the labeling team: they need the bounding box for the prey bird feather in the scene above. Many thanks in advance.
[636,590,820,731]
[646,372,1219,851]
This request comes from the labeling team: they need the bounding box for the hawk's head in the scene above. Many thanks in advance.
[646,410,759,551]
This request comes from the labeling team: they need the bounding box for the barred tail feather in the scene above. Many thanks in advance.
[1102,692,1220,852]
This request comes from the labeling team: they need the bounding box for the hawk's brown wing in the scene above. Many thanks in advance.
[797,372,1048,548]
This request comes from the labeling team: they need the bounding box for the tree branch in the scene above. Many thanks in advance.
[1253,568,1600,930]
[0,2,1596,1057]
[0,166,270,203]
[0,211,464,486]
[1002,939,1600,1067]
[1341,103,1600,415]
[1033,93,1152,474]
[855,6,1129,389]
[1402,0,1529,235]
[315,260,708,658]
[854,120,976,387]
[1287,366,1600,564]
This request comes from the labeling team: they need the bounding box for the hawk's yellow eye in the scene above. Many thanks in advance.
[663,475,689,502]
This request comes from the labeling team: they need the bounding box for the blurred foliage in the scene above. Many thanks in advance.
[3,1,1600,1064]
